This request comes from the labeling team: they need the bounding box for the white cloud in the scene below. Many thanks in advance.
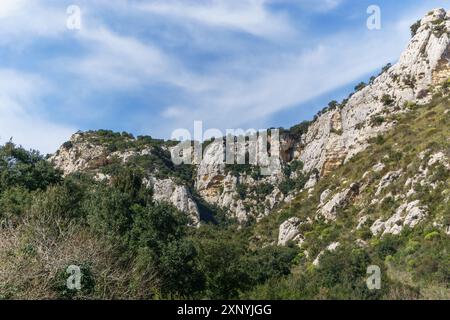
[136,0,294,38]
[0,0,67,43]
[0,70,75,154]
[59,21,218,95]
[268,0,344,12]
[157,23,411,133]
[0,0,25,18]
[161,106,188,119]
[72,27,171,88]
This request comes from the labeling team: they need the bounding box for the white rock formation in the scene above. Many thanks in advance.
[319,189,332,206]
[318,183,359,221]
[372,163,386,173]
[370,200,427,236]
[356,215,369,230]
[146,177,200,226]
[296,8,450,176]
[49,133,107,176]
[277,217,304,246]
[428,151,449,168]
[313,242,341,266]
[375,170,403,196]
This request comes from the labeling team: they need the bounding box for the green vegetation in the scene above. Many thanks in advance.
[0,81,449,300]
[410,20,421,37]
[252,87,450,299]
[381,94,395,106]
[0,144,299,299]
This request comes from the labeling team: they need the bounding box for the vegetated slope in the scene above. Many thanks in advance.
[0,9,449,300]
[48,8,450,226]
[0,85,447,299]
[251,87,450,299]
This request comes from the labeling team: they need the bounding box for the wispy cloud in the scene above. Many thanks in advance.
[0,0,66,43]
[0,70,75,154]
[154,23,410,134]
[136,0,294,38]
[0,0,447,153]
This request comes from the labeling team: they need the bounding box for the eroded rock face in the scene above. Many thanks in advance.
[173,9,450,222]
[145,178,200,226]
[296,8,450,176]
[370,200,428,236]
[195,138,287,222]
[49,133,107,176]
[277,217,304,246]
[318,183,359,221]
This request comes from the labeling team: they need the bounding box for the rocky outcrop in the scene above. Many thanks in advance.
[277,217,304,246]
[317,183,359,221]
[50,132,201,225]
[370,200,428,236]
[375,170,403,196]
[428,151,450,168]
[49,132,108,176]
[195,139,286,222]
[296,8,450,176]
[145,178,200,226]
[50,132,152,176]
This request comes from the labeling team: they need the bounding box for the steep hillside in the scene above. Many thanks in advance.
[50,9,450,225]
[250,88,449,298]
[0,8,449,300]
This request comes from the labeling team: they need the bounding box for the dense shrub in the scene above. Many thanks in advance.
[0,142,61,192]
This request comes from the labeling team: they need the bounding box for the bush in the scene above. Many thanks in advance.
[236,184,247,200]
[355,82,367,92]
[0,142,61,192]
[52,263,95,299]
[243,246,298,284]
[194,231,249,299]
[375,235,402,260]
[289,121,310,139]
[410,20,421,37]
[381,94,395,106]
[371,116,385,126]
[0,186,31,223]
[424,231,440,241]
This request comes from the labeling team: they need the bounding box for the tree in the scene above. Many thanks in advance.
[130,204,202,297]
[242,246,298,284]
[194,227,249,299]
[0,142,61,192]
[354,82,367,92]
[328,100,339,110]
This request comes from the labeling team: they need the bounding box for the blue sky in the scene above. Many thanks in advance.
[0,0,449,153]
